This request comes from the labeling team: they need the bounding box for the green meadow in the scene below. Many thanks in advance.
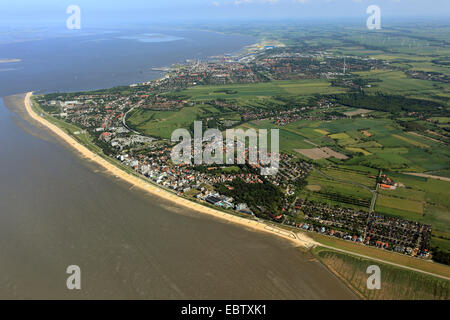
[168,79,347,101]
[127,103,240,139]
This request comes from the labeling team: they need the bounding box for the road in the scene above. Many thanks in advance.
[313,239,450,281]
[122,106,140,134]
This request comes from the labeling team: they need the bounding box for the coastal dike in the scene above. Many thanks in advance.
[315,248,449,300]
[23,92,318,250]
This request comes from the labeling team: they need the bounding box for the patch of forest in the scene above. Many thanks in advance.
[331,93,446,115]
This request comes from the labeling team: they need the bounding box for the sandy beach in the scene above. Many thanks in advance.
[24,92,318,249]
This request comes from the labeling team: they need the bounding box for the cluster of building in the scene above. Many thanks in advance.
[44,94,130,131]
[140,95,189,111]
[289,199,431,257]
[406,69,450,84]
[211,96,340,126]
[119,148,259,191]
[39,45,391,147]
[114,142,312,217]
[165,51,388,87]
[196,192,254,216]
[265,154,312,196]
[366,214,431,257]
[252,52,388,80]
[272,101,341,126]
[377,174,406,191]
[170,61,262,86]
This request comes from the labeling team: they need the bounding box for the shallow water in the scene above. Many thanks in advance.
[0,28,256,96]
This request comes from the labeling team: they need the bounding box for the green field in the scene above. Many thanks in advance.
[356,70,440,93]
[284,116,450,240]
[240,116,450,174]
[346,147,372,156]
[321,167,377,189]
[236,119,314,153]
[126,103,237,139]
[371,171,450,251]
[376,194,424,220]
[430,117,450,124]
[301,170,373,210]
[169,79,348,101]
[354,69,450,106]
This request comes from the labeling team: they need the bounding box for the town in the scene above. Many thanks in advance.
[35,43,438,260]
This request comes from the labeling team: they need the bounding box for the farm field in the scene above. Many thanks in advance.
[354,69,450,106]
[375,194,424,220]
[126,103,238,139]
[375,172,450,254]
[247,116,450,174]
[356,70,438,92]
[235,120,314,153]
[380,173,450,232]
[321,167,377,189]
[169,79,348,102]
[300,170,373,210]
[281,115,450,253]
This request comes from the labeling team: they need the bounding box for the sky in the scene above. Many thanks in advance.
[1,0,450,28]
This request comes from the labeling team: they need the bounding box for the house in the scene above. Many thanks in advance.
[100,132,112,142]
[205,195,221,205]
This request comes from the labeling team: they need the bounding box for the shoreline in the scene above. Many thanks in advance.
[23,92,318,249]
[22,91,450,284]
